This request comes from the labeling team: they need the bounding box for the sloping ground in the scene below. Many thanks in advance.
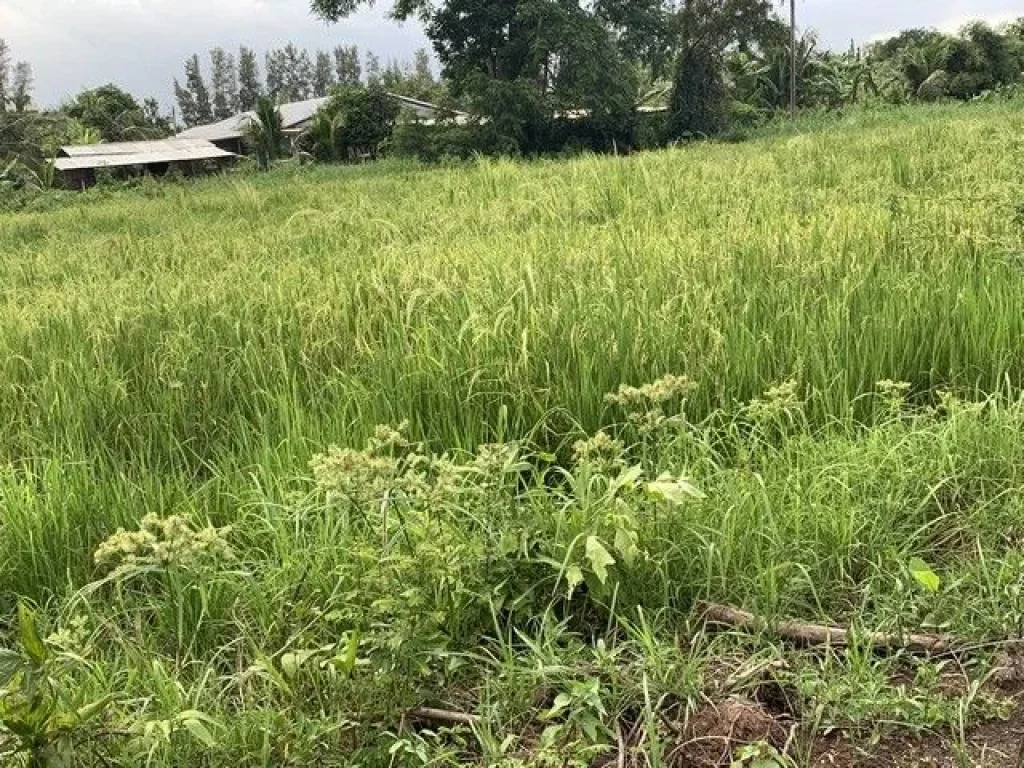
[0,101,1023,765]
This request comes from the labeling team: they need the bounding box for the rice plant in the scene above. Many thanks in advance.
[0,100,1023,765]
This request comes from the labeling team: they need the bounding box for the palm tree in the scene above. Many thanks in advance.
[242,97,284,170]
[298,109,347,163]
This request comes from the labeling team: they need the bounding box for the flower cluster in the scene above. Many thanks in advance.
[604,374,697,407]
[935,389,987,417]
[94,514,232,573]
[45,615,91,653]
[368,421,411,452]
[876,379,912,414]
[312,422,525,509]
[745,379,803,424]
[310,443,405,502]
[572,430,626,471]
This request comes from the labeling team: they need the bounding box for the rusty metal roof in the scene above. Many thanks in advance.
[53,138,236,171]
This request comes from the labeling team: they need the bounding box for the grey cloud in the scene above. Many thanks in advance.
[3,0,1019,109]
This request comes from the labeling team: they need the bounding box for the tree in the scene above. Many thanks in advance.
[0,40,9,113]
[666,41,726,138]
[242,96,285,169]
[334,45,362,85]
[265,49,286,102]
[381,48,444,102]
[175,54,213,126]
[301,84,399,161]
[65,85,171,141]
[10,61,32,113]
[238,46,262,111]
[266,44,314,102]
[142,98,169,130]
[313,50,336,96]
[364,52,382,87]
[423,0,637,151]
[310,0,782,152]
[210,48,238,119]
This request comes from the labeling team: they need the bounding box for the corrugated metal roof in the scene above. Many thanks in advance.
[177,99,330,141]
[278,97,329,128]
[60,138,224,158]
[176,93,458,142]
[176,114,252,142]
[54,139,236,171]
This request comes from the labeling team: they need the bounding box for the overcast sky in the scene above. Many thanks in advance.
[2,0,1021,110]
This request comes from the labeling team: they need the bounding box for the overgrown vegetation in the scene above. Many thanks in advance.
[1,100,1024,764]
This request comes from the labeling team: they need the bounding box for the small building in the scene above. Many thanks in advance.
[53,138,237,189]
[175,93,468,154]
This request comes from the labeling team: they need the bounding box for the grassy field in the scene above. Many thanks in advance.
[1,101,1023,766]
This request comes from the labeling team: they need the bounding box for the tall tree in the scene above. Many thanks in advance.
[10,61,32,112]
[238,46,262,110]
[0,40,9,113]
[265,49,286,101]
[266,44,314,102]
[284,44,314,100]
[313,50,336,96]
[334,45,362,85]
[667,42,725,138]
[364,52,382,87]
[175,54,213,126]
[210,48,239,119]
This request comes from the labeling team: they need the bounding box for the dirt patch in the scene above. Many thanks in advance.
[670,697,790,767]
[810,704,1024,767]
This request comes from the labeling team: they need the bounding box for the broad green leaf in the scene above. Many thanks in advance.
[909,557,941,593]
[176,710,221,726]
[584,536,616,585]
[611,465,644,494]
[542,692,571,720]
[74,694,115,724]
[17,603,48,666]
[249,655,292,697]
[565,565,585,598]
[614,526,639,568]
[647,473,706,504]
[329,632,360,676]
[0,648,26,687]
[181,717,217,748]
[280,649,319,678]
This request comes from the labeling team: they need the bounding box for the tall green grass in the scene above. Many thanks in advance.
[0,101,1023,765]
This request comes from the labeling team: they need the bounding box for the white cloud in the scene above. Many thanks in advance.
[6,0,1022,109]
[5,0,428,109]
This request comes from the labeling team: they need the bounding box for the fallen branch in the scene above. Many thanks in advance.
[407,707,480,727]
[700,603,951,655]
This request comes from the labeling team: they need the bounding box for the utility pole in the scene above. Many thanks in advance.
[789,0,797,118]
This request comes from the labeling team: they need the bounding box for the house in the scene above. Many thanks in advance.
[53,138,237,189]
[176,93,467,154]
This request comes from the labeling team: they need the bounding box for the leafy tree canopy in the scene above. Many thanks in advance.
[64,84,171,142]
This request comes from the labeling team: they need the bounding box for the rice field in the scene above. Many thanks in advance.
[1,101,1024,766]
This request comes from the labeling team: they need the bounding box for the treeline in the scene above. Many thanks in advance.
[173,44,444,127]
[303,0,1024,157]
[3,8,1024,197]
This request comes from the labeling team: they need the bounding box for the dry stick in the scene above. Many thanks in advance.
[407,707,481,727]
[700,603,952,655]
